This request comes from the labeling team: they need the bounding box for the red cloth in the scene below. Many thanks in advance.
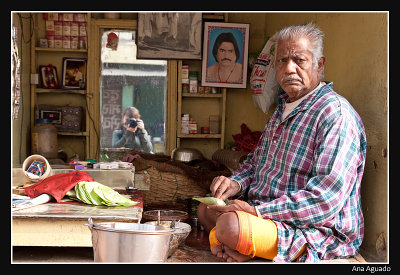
[232,123,262,153]
[24,171,94,203]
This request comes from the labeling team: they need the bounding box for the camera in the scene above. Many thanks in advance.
[126,118,138,128]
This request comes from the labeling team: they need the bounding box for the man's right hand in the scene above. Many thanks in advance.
[210,176,241,201]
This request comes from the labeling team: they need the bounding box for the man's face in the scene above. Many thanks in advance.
[275,36,324,101]
[216,42,237,66]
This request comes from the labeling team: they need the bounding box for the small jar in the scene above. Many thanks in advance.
[200,127,210,134]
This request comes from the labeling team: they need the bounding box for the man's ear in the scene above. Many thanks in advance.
[318,56,326,71]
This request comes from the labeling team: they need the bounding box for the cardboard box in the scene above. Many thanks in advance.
[182,65,189,79]
[45,20,54,31]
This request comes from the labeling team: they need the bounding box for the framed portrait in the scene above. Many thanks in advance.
[61,57,87,89]
[39,65,59,89]
[201,22,249,89]
[137,13,202,59]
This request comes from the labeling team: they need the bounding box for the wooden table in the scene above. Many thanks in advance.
[12,201,142,247]
[12,167,146,247]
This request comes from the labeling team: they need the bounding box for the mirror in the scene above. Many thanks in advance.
[99,29,167,159]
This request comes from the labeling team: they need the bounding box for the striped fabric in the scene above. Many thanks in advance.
[231,82,367,262]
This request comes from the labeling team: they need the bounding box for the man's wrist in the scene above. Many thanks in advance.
[232,180,242,195]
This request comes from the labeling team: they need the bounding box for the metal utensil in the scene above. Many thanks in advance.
[170,219,180,229]
[125,182,136,191]
[171,147,204,162]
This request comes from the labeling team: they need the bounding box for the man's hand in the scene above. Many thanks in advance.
[136,119,144,130]
[124,124,138,133]
[210,176,240,201]
[207,199,258,217]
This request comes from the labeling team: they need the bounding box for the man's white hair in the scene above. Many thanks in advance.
[274,23,325,78]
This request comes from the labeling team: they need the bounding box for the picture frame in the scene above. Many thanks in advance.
[61,57,87,89]
[39,65,59,89]
[201,22,249,89]
[137,13,202,60]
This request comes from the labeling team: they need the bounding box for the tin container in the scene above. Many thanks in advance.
[54,21,62,36]
[32,119,58,159]
[70,22,79,36]
[22,154,52,183]
[62,21,71,36]
[79,22,87,36]
[62,36,70,48]
[54,36,62,48]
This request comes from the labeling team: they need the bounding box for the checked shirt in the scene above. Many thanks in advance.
[231,82,367,262]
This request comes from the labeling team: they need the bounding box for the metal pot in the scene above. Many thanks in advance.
[145,221,192,256]
[171,147,204,162]
[85,218,174,262]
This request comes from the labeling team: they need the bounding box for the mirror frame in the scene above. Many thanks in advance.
[88,18,177,159]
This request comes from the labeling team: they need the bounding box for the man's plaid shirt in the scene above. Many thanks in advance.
[231,82,367,262]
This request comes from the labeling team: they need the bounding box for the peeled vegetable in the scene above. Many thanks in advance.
[193,197,227,206]
[67,181,138,207]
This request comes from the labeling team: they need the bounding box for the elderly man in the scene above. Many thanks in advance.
[197,23,367,263]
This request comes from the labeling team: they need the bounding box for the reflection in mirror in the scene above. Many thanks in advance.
[99,29,167,160]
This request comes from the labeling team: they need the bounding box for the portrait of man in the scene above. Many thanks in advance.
[202,22,249,88]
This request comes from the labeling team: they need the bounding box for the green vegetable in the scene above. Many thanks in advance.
[193,197,227,206]
[73,181,138,207]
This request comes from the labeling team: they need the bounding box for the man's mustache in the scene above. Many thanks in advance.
[281,74,303,82]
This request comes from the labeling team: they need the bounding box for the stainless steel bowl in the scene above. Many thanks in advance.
[171,147,204,162]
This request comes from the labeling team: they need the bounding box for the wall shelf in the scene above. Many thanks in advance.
[175,13,228,159]
[35,47,88,53]
[35,88,87,95]
[30,13,91,160]
[176,59,226,159]
[177,134,222,139]
[182,93,223,98]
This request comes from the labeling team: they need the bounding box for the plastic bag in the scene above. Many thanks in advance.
[249,33,279,114]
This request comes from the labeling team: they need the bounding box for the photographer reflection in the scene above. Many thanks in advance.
[112,107,153,153]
